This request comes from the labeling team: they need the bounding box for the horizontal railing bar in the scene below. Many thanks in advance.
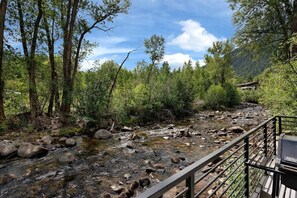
[175,187,188,198]
[250,142,264,157]
[282,119,297,123]
[281,124,297,127]
[195,152,245,197]
[278,115,297,119]
[136,117,276,198]
[195,142,245,184]
[249,131,264,142]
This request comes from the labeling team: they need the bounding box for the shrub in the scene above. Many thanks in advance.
[223,83,241,107]
[240,90,260,103]
[205,85,227,109]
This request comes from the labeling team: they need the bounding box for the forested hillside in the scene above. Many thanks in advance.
[231,48,271,80]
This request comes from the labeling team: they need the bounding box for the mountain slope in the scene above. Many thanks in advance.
[231,48,271,80]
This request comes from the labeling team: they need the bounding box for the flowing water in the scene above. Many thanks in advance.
[0,103,267,198]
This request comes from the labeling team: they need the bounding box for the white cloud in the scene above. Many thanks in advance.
[170,19,223,52]
[90,47,132,58]
[163,53,196,69]
[80,57,111,71]
[198,59,206,67]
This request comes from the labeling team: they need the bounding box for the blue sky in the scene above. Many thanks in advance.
[81,0,235,70]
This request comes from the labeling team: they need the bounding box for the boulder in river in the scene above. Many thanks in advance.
[58,152,76,163]
[41,135,53,145]
[17,142,48,158]
[94,129,113,140]
[228,126,246,133]
[0,140,17,157]
[65,138,76,146]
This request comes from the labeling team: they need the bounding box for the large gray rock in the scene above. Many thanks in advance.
[0,141,17,157]
[17,143,48,158]
[65,138,76,146]
[94,129,113,140]
[41,135,53,145]
[58,152,76,163]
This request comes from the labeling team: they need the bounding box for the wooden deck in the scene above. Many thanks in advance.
[250,156,297,198]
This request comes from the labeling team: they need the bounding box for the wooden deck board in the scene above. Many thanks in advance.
[250,157,297,198]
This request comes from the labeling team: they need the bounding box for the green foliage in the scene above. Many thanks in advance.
[0,121,8,134]
[227,0,295,61]
[205,85,227,109]
[259,62,297,115]
[59,126,82,137]
[144,34,165,66]
[205,40,235,85]
[240,90,260,104]
[75,61,119,121]
[223,83,241,107]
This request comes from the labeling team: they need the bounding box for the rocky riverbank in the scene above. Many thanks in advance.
[0,103,268,198]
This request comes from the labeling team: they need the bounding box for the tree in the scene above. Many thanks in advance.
[0,0,7,121]
[42,0,60,116]
[60,0,131,114]
[205,40,235,85]
[144,34,165,102]
[11,0,43,119]
[144,34,165,84]
[227,0,297,60]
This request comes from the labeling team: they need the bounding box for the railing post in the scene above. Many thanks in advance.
[279,116,282,135]
[186,174,194,198]
[273,118,277,155]
[264,123,268,157]
[244,137,249,198]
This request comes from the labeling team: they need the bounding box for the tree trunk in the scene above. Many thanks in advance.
[291,0,297,57]
[0,0,7,121]
[60,0,79,114]
[44,16,59,116]
[17,0,42,119]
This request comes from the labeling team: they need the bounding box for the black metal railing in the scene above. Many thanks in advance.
[136,116,297,198]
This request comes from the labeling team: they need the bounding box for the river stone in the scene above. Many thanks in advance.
[58,152,76,163]
[124,173,131,179]
[0,141,17,157]
[145,167,156,174]
[65,138,76,146]
[94,129,113,139]
[17,143,48,158]
[228,126,245,133]
[130,133,141,140]
[129,180,139,192]
[171,156,180,163]
[167,124,175,129]
[139,178,150,187]
[41,135,53,145]
[153,163,165,169]
[121,126,133,132]
[217,131,227,136]
[0,173,16,185]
